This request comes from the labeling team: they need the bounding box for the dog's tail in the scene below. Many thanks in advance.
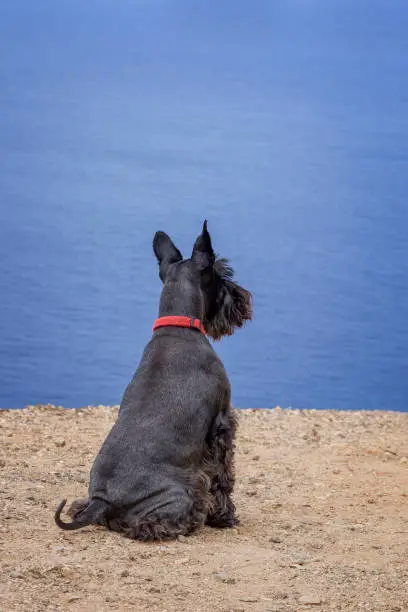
[54,498,108,531]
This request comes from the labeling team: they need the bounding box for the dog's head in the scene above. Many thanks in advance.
[153,221,252,340]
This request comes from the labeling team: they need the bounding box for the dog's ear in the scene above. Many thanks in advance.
[192,220,215,272]
[153,231,183,281]
[205,258,253,340]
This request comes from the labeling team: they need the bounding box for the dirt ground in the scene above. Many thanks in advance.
[1,406,407,612]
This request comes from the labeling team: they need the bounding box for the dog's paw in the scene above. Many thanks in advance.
[206,515,239,529]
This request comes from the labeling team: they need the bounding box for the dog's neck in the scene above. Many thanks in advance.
[158,282,204,320]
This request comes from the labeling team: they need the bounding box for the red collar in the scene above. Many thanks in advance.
[153,316,206,335]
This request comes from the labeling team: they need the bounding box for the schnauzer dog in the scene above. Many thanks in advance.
[55,221,252,540]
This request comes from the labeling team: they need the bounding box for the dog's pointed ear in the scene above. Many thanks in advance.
[192,220,215,271]
[153,231,182,281]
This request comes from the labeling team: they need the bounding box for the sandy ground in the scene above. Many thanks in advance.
[1,406,407,612]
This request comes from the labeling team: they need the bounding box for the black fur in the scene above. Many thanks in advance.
[55,221,252,540]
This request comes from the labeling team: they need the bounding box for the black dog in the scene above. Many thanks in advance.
[55,221,252,540]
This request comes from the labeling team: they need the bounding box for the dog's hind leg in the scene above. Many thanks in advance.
[205,405,239,528]
[109,491,207,541]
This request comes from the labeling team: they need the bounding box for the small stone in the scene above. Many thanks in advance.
[140,551,153,559]
[298,594,322,605]
[399,457,407,464]
[120,569,129,577]
[55,439,66,448]
[0,459,5,468]
[177,535,188,543]
[67,596,81,603]
[290,554,309,565]
[10,572,24,579]
[174,557,190,565]
[311,428,321,441]
[246,490,257,497]
[157,546,175,554]
[239,598,258,603]
[252,455,260,461]
[269,536,282,543]
[214,571,236,584]
[30,568,44,579]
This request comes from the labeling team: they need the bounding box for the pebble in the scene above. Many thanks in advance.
[54,439,66,448]
[298,594,323,605]
[139,551,153,559]
[120,569,129,577]
[239,598,258,603]
[0,459,5,468]
[289,554,310,567]
[174,557,190,565]
[177,535,188,543]
[282,522,293,530]
[214,571,236,584]
[10,571,24,579]
[157,545,176,554]
[269,536,282,543]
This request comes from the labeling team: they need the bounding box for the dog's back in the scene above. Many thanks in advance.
[89,328,228,510]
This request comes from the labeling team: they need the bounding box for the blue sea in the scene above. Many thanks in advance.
[1,0,407,410]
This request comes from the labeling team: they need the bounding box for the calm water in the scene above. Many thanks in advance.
[1,1,407,410]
